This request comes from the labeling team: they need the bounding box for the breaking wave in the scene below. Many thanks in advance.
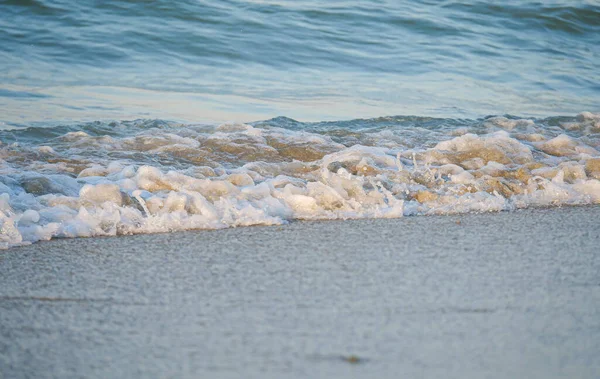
[1,112,600,248]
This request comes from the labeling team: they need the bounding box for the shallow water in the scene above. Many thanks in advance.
[1,113,600,248]
[1,207,599,378]
[1,1,600,248]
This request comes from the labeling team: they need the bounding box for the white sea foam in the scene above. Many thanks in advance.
[1,114,599,248]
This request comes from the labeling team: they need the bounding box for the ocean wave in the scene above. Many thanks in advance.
[1,113,599,248]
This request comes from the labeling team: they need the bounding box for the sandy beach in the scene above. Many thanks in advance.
[1,205,599,378]
[3,1,600,378]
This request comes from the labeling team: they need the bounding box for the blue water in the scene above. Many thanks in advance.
[1,0,599,126]
[1,0,600,249]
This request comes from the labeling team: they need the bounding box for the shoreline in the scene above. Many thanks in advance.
[1,205,599,378]
[6,203,599,251]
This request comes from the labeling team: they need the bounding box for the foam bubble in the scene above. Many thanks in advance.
[1,116,599,248]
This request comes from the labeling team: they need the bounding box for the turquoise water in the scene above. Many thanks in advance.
[1,0,599,125]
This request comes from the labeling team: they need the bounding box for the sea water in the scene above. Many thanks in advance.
[0,0,599,248]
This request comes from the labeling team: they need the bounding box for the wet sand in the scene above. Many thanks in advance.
[1,206,599,379]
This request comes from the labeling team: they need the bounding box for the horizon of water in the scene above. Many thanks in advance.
[1,0,600,248]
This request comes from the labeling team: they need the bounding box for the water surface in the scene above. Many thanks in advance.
[1,0,599,124]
